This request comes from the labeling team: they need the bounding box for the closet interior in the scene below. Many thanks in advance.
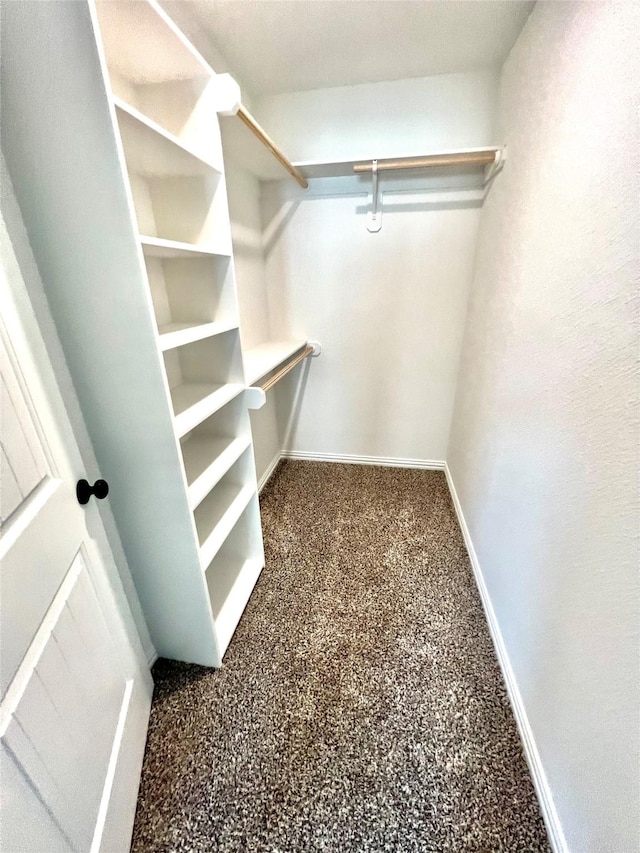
[85,0,507,666]
[6,0,504,669]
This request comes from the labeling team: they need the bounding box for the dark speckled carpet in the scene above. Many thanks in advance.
[131,461,551,852]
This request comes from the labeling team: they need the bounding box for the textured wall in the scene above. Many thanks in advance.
[447,3,639,850]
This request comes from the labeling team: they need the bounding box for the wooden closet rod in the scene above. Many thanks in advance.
[237,105,309,189]
[260,345,314,392]
[353,150,498,173]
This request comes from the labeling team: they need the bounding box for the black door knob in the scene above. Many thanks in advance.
[76,478,109,505]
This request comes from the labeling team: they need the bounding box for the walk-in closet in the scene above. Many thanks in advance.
[1,2,637,852]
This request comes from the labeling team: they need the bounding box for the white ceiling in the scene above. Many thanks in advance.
[161,0,534,98]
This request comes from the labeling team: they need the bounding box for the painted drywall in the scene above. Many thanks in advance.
[225,163,282,482]
[255,69,499,163]
[447,3,640,851]
[257,70,499,463]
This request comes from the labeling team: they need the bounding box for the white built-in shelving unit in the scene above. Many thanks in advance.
[89,0,266,666]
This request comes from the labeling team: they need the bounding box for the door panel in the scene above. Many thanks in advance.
[0,166,152,852]
[3,551,133,851]
[1,744,72,852]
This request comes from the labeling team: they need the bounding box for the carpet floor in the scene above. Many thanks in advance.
[131,461,551,852]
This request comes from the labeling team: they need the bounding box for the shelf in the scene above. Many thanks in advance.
[140,236,231,258]
[115,99,222,176]
[182,434,251,510]
[244,339,308,386]
[158,320,238,351]
[293,147,503,180]
[209,556,263,654]
[196,482,255,570]
[170,383,244,438]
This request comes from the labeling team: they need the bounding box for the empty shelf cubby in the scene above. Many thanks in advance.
[116,108,230,250]
[95,0,220,161]
[127,171,230,251]
[193,447,256,570]
[143,253,239,348]
[180,396,252,510]
[162,330,244,436]
[204,496,263,653]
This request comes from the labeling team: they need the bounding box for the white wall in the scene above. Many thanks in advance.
[447,4,640,851]
[225,163,282,483]
[255,70,499,162]
[257,70,499,463]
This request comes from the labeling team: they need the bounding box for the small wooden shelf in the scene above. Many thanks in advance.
[170,383,244,437]
[158,320,239,351]
[115,99,222,175]
[244,339,308,386]
[140,236,231,259]
[196,482,255,570]
[182,434,251,510]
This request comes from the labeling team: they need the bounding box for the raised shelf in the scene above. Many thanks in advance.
[114,98,222,175]
[170,382,244,438]
[244,339,308,386]
[209,556,263,655]
[293,147,503,180]
[196,483,254,571]
[182,434,251,510]
[158,320,239,351]
[140,236,231,259]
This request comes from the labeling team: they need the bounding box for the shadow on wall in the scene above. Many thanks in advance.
[275,356,312,451]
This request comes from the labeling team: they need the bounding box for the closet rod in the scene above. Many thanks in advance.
[260,345,314,392]
[237,105,309,189]
[353,150,498,173]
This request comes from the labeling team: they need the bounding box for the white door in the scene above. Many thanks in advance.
[0,195,152,850]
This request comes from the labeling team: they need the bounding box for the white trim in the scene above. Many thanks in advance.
[258,452,283,493]
[90,679,134,853]
[282,450,445,470]
[444,462,568,853]
[146,649,159,669]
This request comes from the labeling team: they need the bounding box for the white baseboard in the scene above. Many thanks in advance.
[444,463,567,853]
[257,451,283,493]
[282,450,445,470]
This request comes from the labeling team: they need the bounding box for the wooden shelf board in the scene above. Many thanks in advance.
[244,339,308,386]
[171,382,244,438]
[158,320,239,351]
[114,98,222,175]
[182,435,251,511]
[209,556,264,655]
[197,483,255,570]
[140,236,231,259]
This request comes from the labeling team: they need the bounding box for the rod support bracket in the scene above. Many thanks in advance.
[367,159,382,233]
[214,73,242,116]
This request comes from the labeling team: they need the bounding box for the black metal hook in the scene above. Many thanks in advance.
[76,478,109,505]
